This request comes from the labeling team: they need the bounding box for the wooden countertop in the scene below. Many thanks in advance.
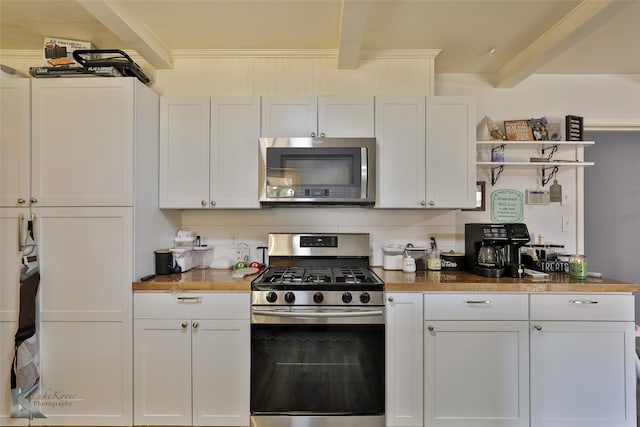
[133,267,638,293]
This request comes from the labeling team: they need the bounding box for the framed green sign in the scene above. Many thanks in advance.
[490,189,524,223]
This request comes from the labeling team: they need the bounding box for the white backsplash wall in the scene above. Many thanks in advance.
[180,208,459,266]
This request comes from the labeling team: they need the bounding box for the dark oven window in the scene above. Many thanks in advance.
[251,324,384,415]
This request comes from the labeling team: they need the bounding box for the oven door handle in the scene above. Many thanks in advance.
[252,309,384,318]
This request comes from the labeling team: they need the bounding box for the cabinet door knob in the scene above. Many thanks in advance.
[17,198,26,204]
[420,200,426,206]
[210,200,216,207]
[181,322,188,329]
[387,296,394,302]
[201,200,207,207]
[310,132,316,137]
[427,326,434,332]
[319,132,326,138]
[30,198,38,204]
[192,322,199,329]
[533,324,542,331]
[428,200,435,207]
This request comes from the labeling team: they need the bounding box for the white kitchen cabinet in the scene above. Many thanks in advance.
[134,292,250,426]
[425,97,476,208]
[0,76,30,208]
[385,293,424,427]
[423,293,529,427]
[530,294,636,427]
[2,78,173,426]
[261,95,374,137]
[159,96,260,208]
[375,96,476,209]
[31,79,135,207]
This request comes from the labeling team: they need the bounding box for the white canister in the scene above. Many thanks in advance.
[170,248,193,273]
[402,255,416,273]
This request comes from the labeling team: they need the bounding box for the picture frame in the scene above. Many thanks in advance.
[565,115,584,141]
[529,117,549,141]
[463,181,486,211]
[504,120,534,141]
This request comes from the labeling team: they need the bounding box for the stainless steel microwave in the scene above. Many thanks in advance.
[259,137,376,206]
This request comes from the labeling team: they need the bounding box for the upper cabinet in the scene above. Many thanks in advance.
[31,79,136,206]
[375,96,476,209]
[261,96,375,137]
[159,96,260,209]
[0,76,30,208]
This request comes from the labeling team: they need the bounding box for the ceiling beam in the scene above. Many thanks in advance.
[495,0,632,88]
[337,0,370,69]
[77,0,173,69]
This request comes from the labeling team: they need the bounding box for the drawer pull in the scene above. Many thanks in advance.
[570,299,598,305]
[427,326,434,332]
[533,324,542,331]
[181,322,188,329]
[465,300,492,305]
[177,296,202,303]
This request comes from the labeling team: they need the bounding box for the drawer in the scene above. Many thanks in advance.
[530,293,634,321]
[134,291,250,320]
[424,293,528,320]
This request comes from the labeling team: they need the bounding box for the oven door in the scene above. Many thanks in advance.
[250,306,385,424]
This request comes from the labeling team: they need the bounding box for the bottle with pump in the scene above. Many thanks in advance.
[428,237,441,270]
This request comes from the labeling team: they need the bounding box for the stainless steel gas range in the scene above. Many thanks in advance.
[250,233,385,427]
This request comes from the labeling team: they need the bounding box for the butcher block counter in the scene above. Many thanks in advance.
[132,267,638,293]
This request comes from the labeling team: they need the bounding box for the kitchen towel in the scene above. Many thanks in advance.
[10,216,46,419]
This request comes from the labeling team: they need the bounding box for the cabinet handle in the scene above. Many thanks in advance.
[181,322,188,329]
[420,200,426,206]
[387,296,394,302]
[570,299,598,305]
[17,213,25,251]
[310,132,316,137]
[17,198,26,205]
[210,200,216,207]
[29,198,38,204]
[533,324,542,331]
[319,132,326,138]
[192,322,199,329]
[465,300,492,305]
[201,200,207,207]
[427,326,434,332]
[428,200,435,207]
[177,296,202,303]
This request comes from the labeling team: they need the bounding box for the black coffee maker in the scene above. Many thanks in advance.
[465,223,530,278]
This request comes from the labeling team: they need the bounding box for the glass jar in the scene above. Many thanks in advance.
[569,254,588,279]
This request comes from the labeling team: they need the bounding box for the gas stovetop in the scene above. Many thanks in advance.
[253,266,383,287]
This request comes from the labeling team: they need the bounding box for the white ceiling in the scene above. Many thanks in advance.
[1,0,639,87]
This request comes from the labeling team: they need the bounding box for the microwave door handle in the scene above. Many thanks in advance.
[252,309,384,318]
[360,146,368,199]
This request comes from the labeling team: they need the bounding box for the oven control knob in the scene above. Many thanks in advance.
[266,291,278,303]
[284,292,296,304]
[360,292,371,304]
[313,292,324,304]
[342,292,353,304]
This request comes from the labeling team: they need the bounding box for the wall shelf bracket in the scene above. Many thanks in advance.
[491,165,504,186]
[541,166,559,186]
[542,144,559,160]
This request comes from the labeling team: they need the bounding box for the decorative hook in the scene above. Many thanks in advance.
[541,166,559,186]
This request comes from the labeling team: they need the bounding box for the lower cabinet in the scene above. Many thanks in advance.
[386,292,424,426]
[133,292,250,426]
[530,294,636,427]
[423,294,530,427]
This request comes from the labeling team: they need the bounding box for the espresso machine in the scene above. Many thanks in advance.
[465,223,530,278]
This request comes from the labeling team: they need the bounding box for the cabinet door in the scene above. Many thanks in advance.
[386,293,423,426]
[425,97,476,208]
[159,97,211,208]
[192,319,250,426]
[530,321,635,427]
[375,97,426,208]
[424,321,530,427]
[31,79,134,206]
[210,97,260,208]
[261,96,317,137]
[318,96,374,137]
[134,319,192,426]
[0,77,30,208]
